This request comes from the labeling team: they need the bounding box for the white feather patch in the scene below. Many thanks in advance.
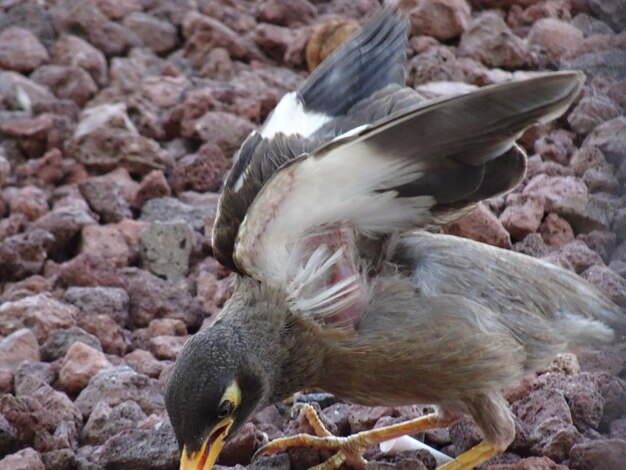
[235,139,435,283]
[261,92,332,139]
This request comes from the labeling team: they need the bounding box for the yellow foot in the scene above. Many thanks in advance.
[254,404,450,470]
[437,441,499,470]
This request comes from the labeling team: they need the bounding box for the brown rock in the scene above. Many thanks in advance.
[487,456,568,469]
[0,294,77,343]
[401,0,470,41]
[500,194,545,240]
[528,18,583,64]
[50,34,108,86]
[257,0,316,26]
[539,213,575,248]
[219,422,266,466]
[458,12,533,69]
[0,447,45,470]
[33,207,97,261]
[59,342,113,394]
[443,202,512,248]
[449,416,482,454]
[0,27,49,72]
[30,65,98,107]
[78,314,129,356]
[122,12,178,54]
[147,319,187,337]
[171,143,230,193]
[254,23,295,62]
[569,439,626,470]
[581,265,626,306]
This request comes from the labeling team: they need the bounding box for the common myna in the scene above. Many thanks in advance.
[165,7,625,470]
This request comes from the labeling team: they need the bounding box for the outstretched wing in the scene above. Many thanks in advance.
[233,72,584,321]
[212,7,410,272]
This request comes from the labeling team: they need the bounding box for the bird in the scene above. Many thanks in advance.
[164,6,625,470]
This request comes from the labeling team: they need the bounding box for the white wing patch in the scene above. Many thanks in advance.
[234,140,435,285]
[261,92,332,139]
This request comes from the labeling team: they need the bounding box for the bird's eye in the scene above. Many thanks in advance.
[217,400,233,419]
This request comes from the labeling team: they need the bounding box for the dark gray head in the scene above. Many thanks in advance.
[164,322,267,469]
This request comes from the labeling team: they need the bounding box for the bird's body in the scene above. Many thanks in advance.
[165,7,624,470]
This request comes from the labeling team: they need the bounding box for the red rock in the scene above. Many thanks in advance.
[534,130,576,166]
[80,225,130,268]
[0,27,49,72]
[257,0,316,26]
[33,207,97,260]
[6,186,49,221]
[0,447,45,470]
[218,422,266,466]
[0,113,54,140]
[254,23,295,62]
[568,92,621,135]
[551,240,604,274]
[59,342,113,394]
[123,12,178,54]
[124,268,204,328]
[192,111,255,156]
[582,116,626,166]
[0,329,40,374]
[0,72,56,112]
[81,400,147,446]
[132,170,171,210]
[95,0,141,20]
[443,202,512,248]
[581,265,626,306]
[407,46,464,86]
[458,12,533,69]
[500,194,545,240]
[182,12,260,65]
[171,143,231,194]
[50,34,108,86]
[149,335,189,360]
[449,416,482,454]
[30,65,98,107]
[123,349,164,378]
[569,439,626,470]
[401,0,471,41]
[78,314,129,356]
[147,319,187,337]
[528,18,583,64]
[488,455,568,469]
[200,47,235,80]
[58,253,127,288]
[14,149,63,187]
[0,294,77,343]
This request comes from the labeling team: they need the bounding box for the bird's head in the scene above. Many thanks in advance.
[164,323,267,469]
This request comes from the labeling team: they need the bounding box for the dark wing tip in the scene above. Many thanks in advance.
[298,6,409,117]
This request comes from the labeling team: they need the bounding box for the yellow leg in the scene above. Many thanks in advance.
[437,441,499,470]
[254,404,451,470]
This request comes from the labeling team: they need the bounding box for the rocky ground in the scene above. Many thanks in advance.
[0,0,624,469]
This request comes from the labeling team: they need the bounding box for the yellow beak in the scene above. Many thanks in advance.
[180,418,233,470]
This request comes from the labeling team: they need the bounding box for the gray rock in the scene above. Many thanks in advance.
[81,400,147,445]
[13,361,54,396]
[64,286,130,327]
[571,13,615,37]
[589,0,626,32]
[140,197,216,231]
[40,326,102,361]
[91,419,179,470]
[561,49,626,80]
[583,116,626,166]
[74,366,164,418]
[139,222,194,280]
